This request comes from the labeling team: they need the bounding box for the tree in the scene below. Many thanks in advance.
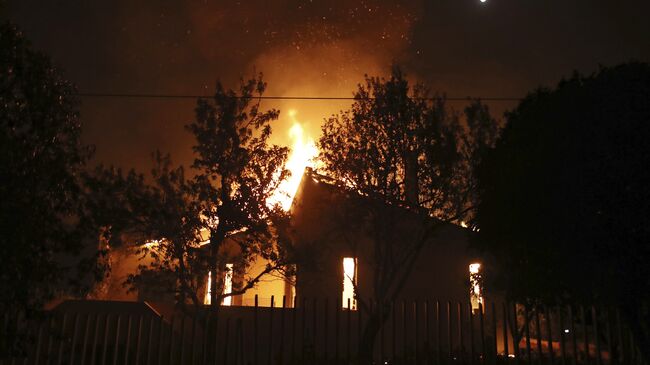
[0,23,95,352]
[475,62,650,358]
[94,76,294,311]
[82,154,206,307]
[318,68,495,363]
[188,76,293,309]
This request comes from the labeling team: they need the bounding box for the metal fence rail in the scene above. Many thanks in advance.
[0,297,646,365]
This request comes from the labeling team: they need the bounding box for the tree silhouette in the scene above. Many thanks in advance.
[318,67,496,363]
[187,76,292,309]
[0,23,96,352]
[475,62,650,358]
[93,76,294,311]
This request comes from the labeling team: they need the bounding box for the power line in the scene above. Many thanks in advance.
[74,92,523,102]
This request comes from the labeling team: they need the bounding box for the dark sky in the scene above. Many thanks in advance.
[5,0,650,171]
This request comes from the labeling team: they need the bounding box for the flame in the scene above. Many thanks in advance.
[268,110,318,211]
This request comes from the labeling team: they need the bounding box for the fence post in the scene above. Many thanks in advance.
[394,301,398,364]
[336,297,340,364]
[135,315,144,365]
[314,297,318,359]
[254,294,258,365]
[403,301,408,363]
[101,314,111,365]
[615,309,624,365]
[580,306,589,365]
[491,302,498,365]
[458,303,464,365]
[179,315,186,365]
[534,308,542,365]
[190,314,197,365]
[80,313,92,365]
[524,305,532,364]
[124,315,133,365]
[201,311,210,365]
[347,298,351,365]
[324,297,329,362]
[280,295,286,364]
[155,316,164,365]
[436,301,441,365]
[415,300,419,365]
[470,302,475,365]
[558,306,566,365]
[69,313,80,365]
[268,295,274,365]
[447,301,454,362]
[568,306,577,365]
[91,313,102,365]
[303,297,308,364]
[291,296,296,365]
[424,301,430,365]
[478,302,486,364]
[545,306,554,365]
[502,303,509,361]
[223,317,230,365]
[592,306,602,365]
[45,315,56,365]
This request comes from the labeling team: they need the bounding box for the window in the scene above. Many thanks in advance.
[222,263,234,306]
[469,263,484,313]
[342,257,357,310]
[204,271,213,305]
[203,263,234,306]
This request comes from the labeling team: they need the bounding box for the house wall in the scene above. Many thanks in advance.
[290,172,481,305]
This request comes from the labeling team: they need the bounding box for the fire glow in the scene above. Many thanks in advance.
[267,109,319,211]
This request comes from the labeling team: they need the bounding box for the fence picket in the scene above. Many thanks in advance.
[112,315,122,365]
[268,295,274,365]
[156,316,164,365]
[5,296,639,365]
[534,308,542,365]
[592,306,602,365]
[580,306,589,365]
[524,305,532,364]
[69,313,80,365]
[415,300,419,365]
[458,303,464,365]
[569,306,578,365]
[491,302,497,365]
[545,306,554,365]
[168,316,175,365]
[91,313,101,365]
[478,302,486,364]
[347,298,351,365]
[502,303,509,361]
[470,302,475,365]
[254,294,258,365]
[280,296,286,364]
[324,297,328,362]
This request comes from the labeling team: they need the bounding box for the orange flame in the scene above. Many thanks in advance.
[267,110,318,211]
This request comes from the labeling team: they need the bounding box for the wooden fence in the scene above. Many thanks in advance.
[1,297,646,365]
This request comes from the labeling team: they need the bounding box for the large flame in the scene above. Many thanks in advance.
[267,110,318,211]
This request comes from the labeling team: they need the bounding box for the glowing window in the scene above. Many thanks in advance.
[342,257,357,310]
[469,263,484,312]
[204,271,213,305]
[222,263,234,306]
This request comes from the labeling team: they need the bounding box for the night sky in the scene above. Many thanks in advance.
[5,0,649,172]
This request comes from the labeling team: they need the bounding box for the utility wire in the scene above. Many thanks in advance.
[74,92,523,101]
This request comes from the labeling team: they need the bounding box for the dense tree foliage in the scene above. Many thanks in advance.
[187,76,292,308]
[93,76,294,311]
[318,68,497,363]
[475,62,650,356]
[0,23,99,352]
[0,23,94,312]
